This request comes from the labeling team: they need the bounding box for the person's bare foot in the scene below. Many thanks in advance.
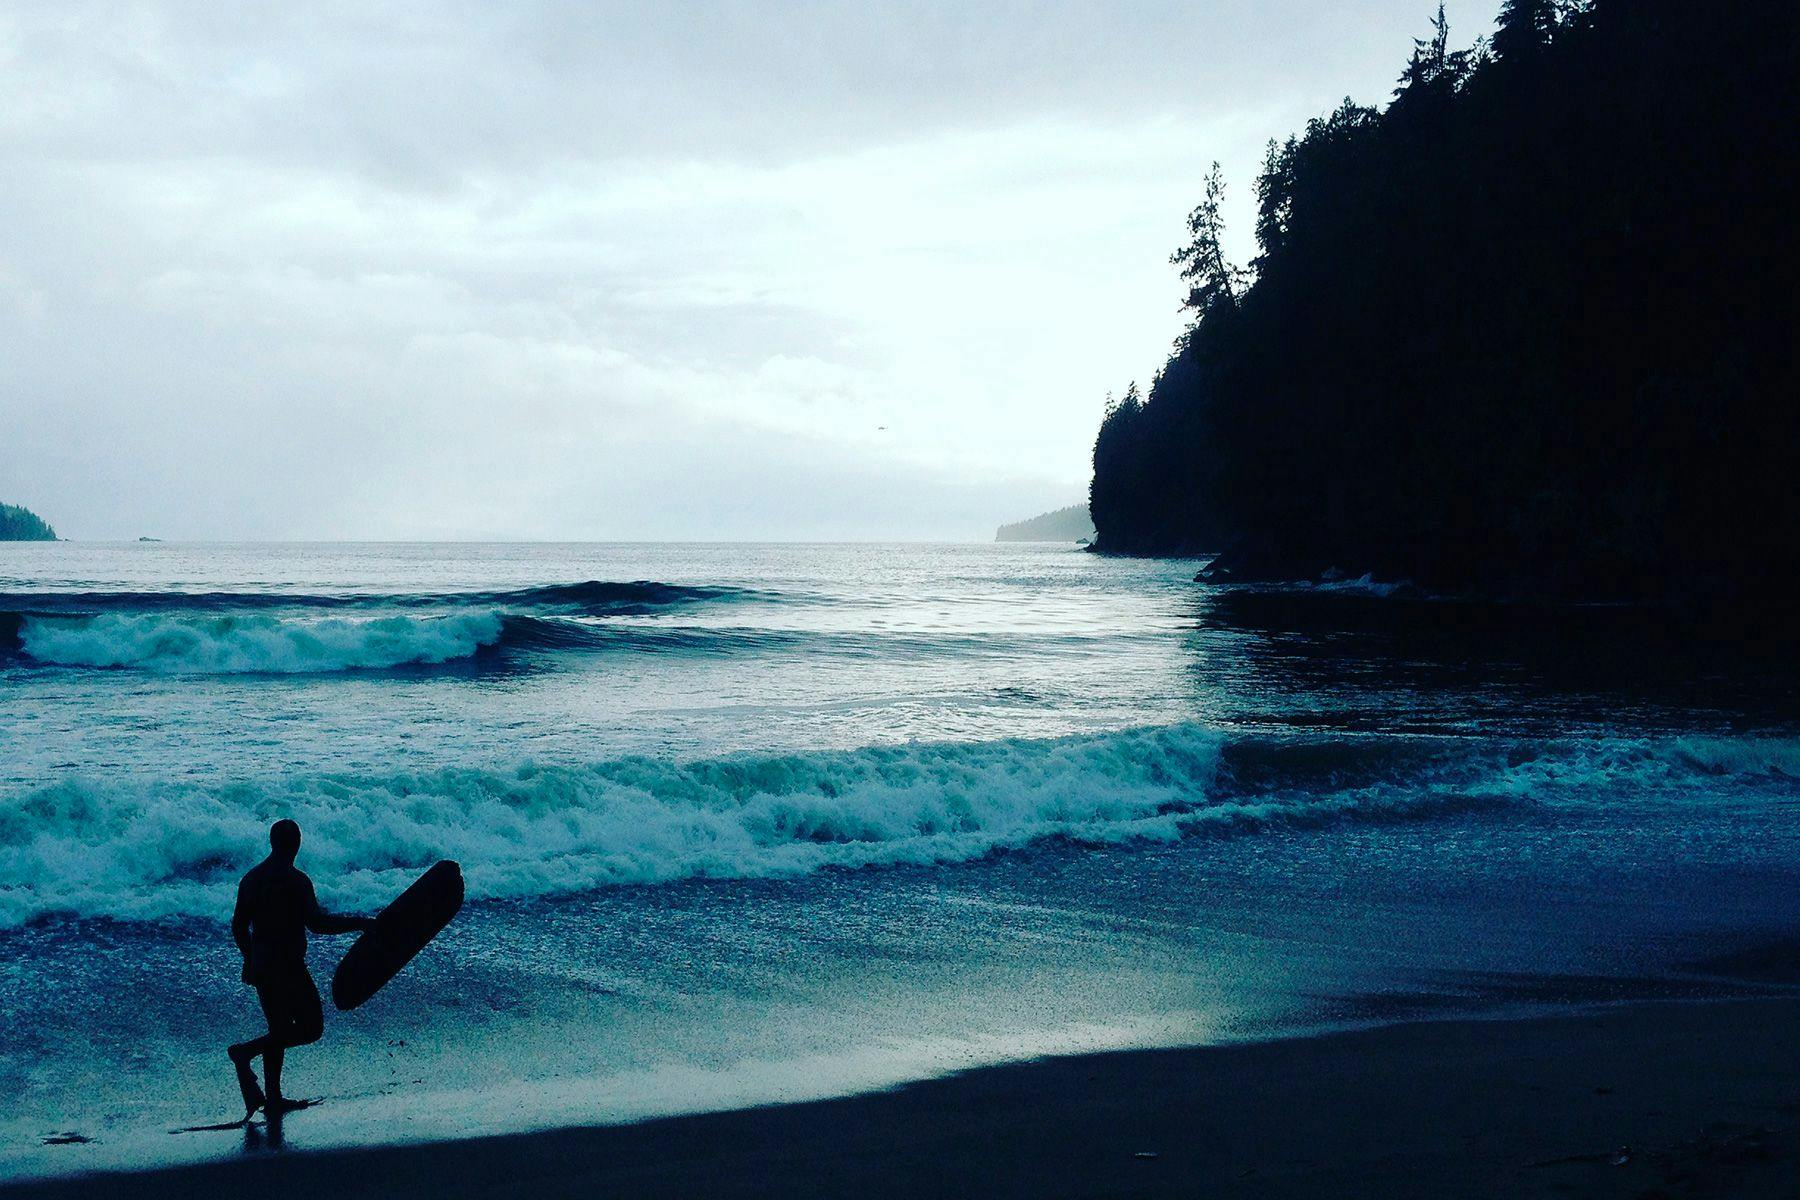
[266,1096,316,1115]
[228,1045,264,1117]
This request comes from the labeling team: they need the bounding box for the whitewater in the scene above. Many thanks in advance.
[7,726,1798,930]
[2,541,1798,1178]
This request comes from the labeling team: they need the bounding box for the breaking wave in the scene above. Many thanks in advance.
[9,610,507,674]
[0,723,1708,930]
[6,721,1792,928]
[0,580,744,616]
[0,580,755,674]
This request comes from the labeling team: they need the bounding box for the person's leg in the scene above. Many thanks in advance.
[230,1012,279,1066]
[264,1042,285,1104]
[226,962,321,1113]
[228,1045,265,1114]
[226,983,280,1115]
[266,966,323,1109]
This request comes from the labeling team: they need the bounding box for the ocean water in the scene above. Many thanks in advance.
[2,542,1798,1177]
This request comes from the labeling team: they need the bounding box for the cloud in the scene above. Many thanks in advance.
[0,0,1501,539]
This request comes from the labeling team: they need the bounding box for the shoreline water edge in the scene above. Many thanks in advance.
[9,996,1800,1199]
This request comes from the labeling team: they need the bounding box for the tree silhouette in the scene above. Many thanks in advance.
[1086,0,1800,604]
[0,503,57,541]
[1493,0,1557,60]
[1170,164,1248,316]
[1395,3,1451,98]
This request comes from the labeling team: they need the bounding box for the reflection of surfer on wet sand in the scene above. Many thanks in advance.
[227,820,373,1119]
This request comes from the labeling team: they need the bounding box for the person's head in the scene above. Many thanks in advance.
[269,819,302,860]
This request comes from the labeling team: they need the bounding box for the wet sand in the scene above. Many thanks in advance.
[8,997,1800,1199]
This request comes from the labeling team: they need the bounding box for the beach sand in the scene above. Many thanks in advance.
[8,997,1800,1199]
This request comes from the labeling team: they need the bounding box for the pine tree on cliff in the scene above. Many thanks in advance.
[1089,383,1146,544]
[1394,3,1451,98]
[1492,0,1557,60]
[1170,163,1247,317]
[1253,139,1294,267]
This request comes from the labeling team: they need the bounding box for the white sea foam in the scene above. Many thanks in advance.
[17,610,505,673]
[0,726,1342,926]
[4,726,1789,929]
[1668,735,1800,779]
[0,727,1206,925]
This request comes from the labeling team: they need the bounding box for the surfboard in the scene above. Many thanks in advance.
[331,860,463,1011]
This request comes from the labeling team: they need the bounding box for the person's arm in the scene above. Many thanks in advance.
[303,875,376,935]
[232,877,255,982]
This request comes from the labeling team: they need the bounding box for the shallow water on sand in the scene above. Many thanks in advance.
[2,542,1797,1177]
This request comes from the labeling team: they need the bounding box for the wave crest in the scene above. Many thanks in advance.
[0,579,742,617]
[0,579,754,673]
[9,726,1782,929]
[14,610,506,673]
[0,725,1530,928]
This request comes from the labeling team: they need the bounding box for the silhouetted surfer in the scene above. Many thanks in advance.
[227,819,373,1117]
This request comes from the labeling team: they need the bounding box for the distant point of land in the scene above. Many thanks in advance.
[0,503,57,541]
[996,504,1096,543]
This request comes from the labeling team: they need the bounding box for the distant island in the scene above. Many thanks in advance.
[997,504,1095,543]
[0,503,57,541]
[1088,0,1796,603]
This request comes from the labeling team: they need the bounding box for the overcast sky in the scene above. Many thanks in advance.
[1,0,1500,541]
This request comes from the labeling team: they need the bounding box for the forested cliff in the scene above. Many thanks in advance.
[0,504,57,541]
[1089,0,1797,600]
